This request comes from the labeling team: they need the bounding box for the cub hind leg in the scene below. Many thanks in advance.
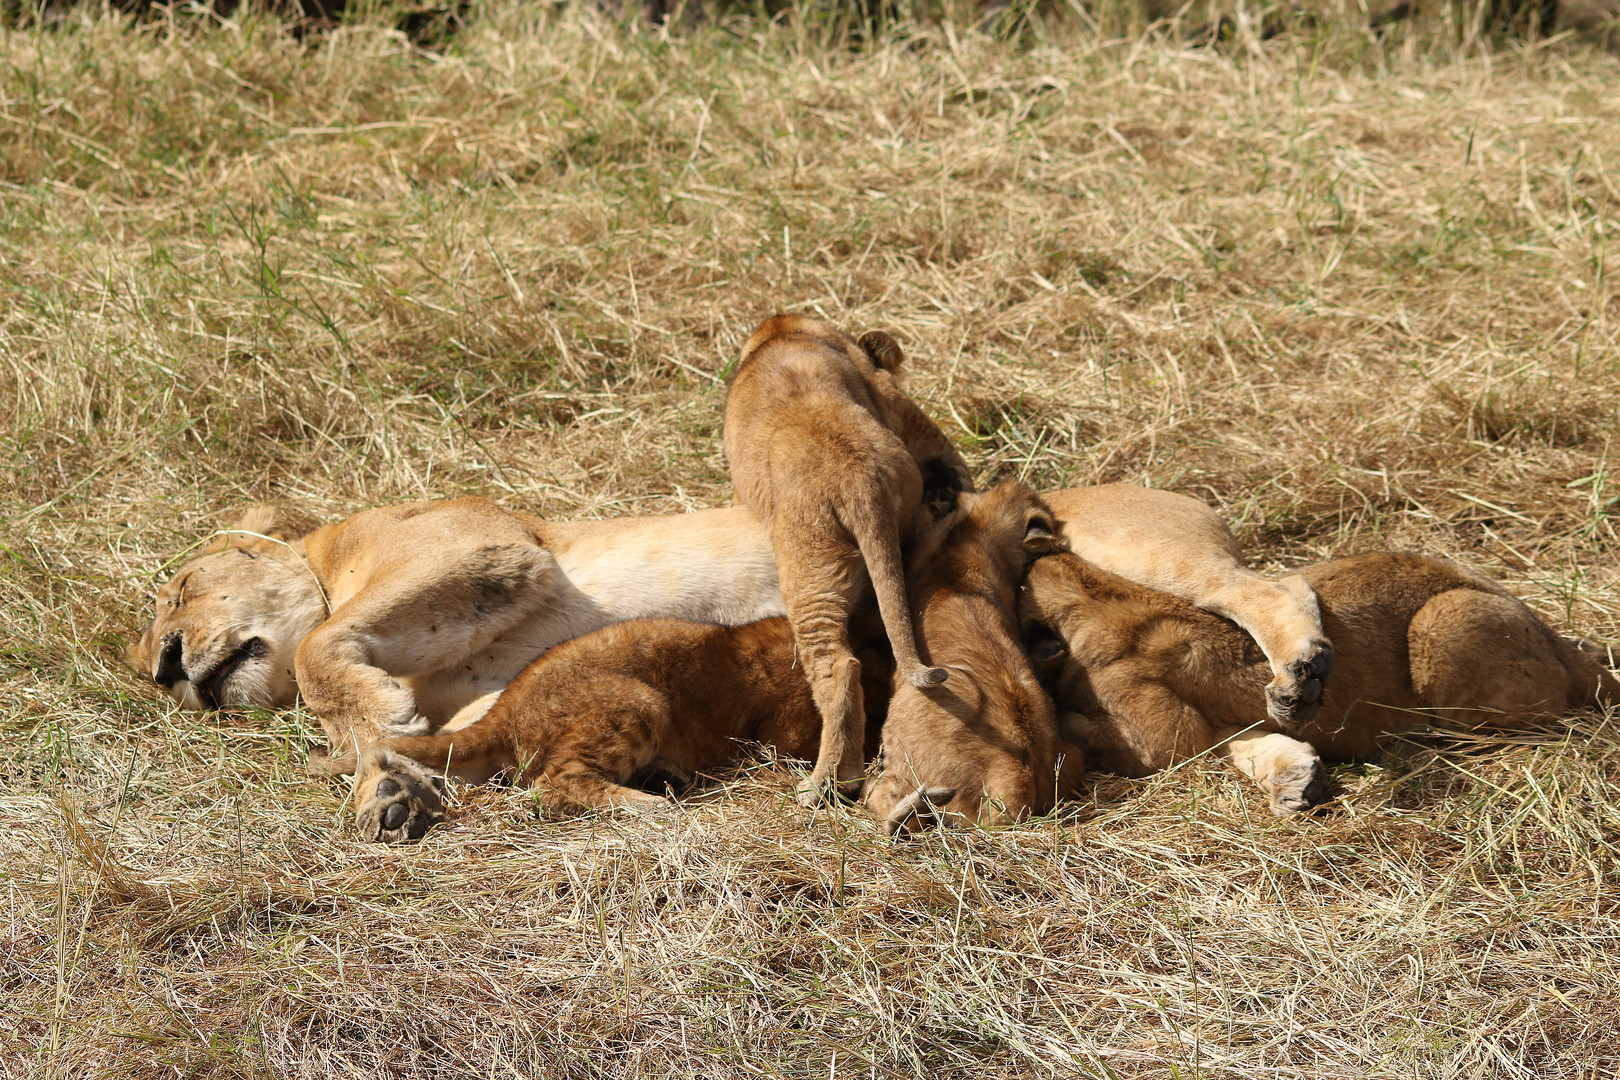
[520,687,686,815]
[1409,588,1613,729]
[772,530,870,807]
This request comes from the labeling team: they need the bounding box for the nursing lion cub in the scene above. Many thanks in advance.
[332,617,820,842]
[724,316,973,806]
[1021,551,1620,815]
[864,481,1085,834]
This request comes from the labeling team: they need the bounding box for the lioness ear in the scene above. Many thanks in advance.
[202,505,301,555]
[124,636,152,673]
[1022,512,1060,555]
[857,330,906,374]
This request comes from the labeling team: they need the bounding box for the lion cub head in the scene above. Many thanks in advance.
[127,506,327,712]
[909,480,1063,592]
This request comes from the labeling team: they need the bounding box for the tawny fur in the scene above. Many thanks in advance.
[864,482,1085,834]
[129,485,1330,782]
[1020,551,1620,813]
[127,498,785,755]
[722,315,972,804]
[340,617,821,842]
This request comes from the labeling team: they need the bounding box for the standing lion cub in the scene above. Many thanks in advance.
[724,315,972,805]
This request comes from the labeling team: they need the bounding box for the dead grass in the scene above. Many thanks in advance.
[4,2,1620,1076]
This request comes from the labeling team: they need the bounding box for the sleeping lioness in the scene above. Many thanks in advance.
[1020,550,1620,815]
[126,498,785,756]
[128,485,1335,815]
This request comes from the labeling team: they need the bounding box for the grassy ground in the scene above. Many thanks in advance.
[4,3,1620,1076]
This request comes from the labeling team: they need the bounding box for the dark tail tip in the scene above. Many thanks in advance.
[913,666,948,687]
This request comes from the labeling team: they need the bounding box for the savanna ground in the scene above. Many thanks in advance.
[4,0,1620,1075]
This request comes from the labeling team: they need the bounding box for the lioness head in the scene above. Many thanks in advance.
[127,506,327,712]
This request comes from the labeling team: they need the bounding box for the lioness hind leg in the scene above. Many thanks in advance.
[354,748,448,843]
[1409,589,1578,729]
[1218,730,1328,816]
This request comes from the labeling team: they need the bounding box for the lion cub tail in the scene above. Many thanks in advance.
[849,505,946,689]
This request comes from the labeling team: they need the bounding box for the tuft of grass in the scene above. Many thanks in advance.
[3,3,1620,1076]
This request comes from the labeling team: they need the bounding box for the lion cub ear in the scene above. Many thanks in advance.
[202,505,305,555]
[1022,511,1061,555]
[857,330,906,374]
[1027,634,1068,665]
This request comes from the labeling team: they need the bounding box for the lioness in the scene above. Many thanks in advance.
[129,486,1333,781]
[723,316,974,806]
[1020,551,1620,815]
[325,617,820,843]
[864,481,1086,834]
[126,498,785,755]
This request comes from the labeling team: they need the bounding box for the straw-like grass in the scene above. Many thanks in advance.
[3,3,1620,1076]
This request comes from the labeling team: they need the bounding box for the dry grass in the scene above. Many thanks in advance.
[4,2,1620,1076]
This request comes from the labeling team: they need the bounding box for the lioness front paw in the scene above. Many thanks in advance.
[1264,758,1329,816]
[354,749,447,843]
[1266,640,1335,724]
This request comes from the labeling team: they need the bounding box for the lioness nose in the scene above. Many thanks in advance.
[154,633,186,688]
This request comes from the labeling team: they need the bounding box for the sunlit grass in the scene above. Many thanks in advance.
[3,2,1619,1075]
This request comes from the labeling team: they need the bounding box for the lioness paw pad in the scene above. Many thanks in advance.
[355,751,447,844]
[1267,759,1329,816]
[1267,640,1335,724]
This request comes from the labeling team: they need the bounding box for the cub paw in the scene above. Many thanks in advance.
[1266,640,1335,724]
[882,786,959,837]
[920,456,968,516]
[1265,758,1329,817]
[795,769,865,809]
[354,749,447,843]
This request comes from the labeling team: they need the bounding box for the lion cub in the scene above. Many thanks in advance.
[1020,551,1620,815]
[863,482,1085,834]
[724,315,972,806]
[337,617,820,843]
